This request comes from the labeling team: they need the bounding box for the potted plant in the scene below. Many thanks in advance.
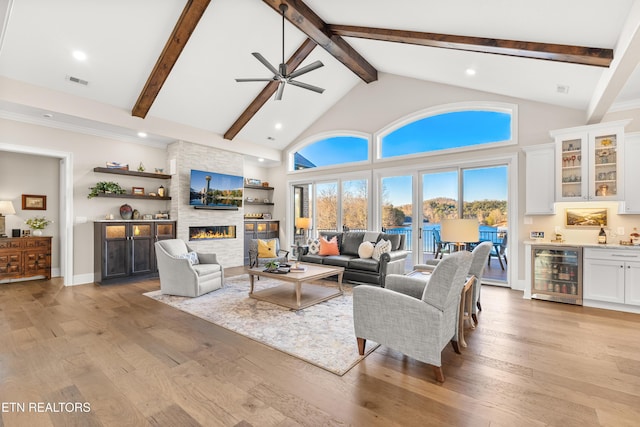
[88,181,126,198]
[264,260,280,272]
[25,216,52,236]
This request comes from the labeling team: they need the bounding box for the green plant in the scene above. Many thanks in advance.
[25,216,52,230]
[88,181,126,198]
[264,260,280,271]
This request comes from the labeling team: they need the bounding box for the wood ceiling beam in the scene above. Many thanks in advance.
[329,25,614,67]
[132,0,211,118]
[261,0,377,83]
[224,38,318,141]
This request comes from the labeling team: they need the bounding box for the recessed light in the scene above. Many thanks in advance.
[258,158,265,162]
[465,68,476,76]
[137,131,147,138]
[275,122,282,130]
[42,113,53,118]
[72,50,87,61]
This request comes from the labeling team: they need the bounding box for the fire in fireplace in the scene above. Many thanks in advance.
[189,225,236,241]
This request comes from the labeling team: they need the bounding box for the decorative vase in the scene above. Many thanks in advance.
[32,229,43,236]
[120,204,133,220]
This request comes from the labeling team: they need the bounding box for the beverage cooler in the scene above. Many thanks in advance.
[531,245,583,305]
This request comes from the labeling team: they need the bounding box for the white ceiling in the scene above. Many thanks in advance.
[1,0,640,161]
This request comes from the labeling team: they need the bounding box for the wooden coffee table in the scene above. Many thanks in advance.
[247,263,344,310]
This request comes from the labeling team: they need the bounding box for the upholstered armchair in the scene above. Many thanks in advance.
[413,241,492,323]
[248,238,289,268]
[353,251,473,382]
[155,239,223,297]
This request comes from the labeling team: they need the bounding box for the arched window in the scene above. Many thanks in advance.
[379,107,514,159]
[291,134,369,171]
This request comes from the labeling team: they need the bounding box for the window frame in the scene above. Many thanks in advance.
[374,102,518,162]
[287,130,372,173]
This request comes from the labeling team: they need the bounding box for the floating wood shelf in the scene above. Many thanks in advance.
[94,193,171,201]
[244,185,274,190]
[93,167,171,180]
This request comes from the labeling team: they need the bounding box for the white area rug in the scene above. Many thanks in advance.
[144,274,379,375]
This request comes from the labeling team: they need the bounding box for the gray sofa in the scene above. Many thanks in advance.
[298,231,409,287]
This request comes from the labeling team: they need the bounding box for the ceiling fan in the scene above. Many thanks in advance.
[235,3,325,101]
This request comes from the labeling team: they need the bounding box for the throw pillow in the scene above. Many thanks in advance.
[178,251,200,265]
[372,239,391,261]
[358,241,375,259]
[257,239,276,258]
[307,237,320,255]
[319,236,340,256]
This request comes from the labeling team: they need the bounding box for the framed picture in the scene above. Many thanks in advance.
[245,177,261,186]
[132,187,145,195]
[22,194,46,210]
[22,229,31,237]
[565,208,608,227]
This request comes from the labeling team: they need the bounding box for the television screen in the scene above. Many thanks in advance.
[189,169,243,208]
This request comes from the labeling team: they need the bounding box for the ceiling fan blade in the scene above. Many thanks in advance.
[252,52,280,76]
[275,82,285,101]
[235,78,276,82]
[287,60,324,79]
[288,80,325,94]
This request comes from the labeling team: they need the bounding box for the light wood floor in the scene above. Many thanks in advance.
[1,268,639,427]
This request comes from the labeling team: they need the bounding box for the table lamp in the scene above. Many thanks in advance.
[0,200,16,237]
[440,218,479,251]
[295,217,311,241]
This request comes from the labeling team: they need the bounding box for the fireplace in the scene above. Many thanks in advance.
[189,225,236,241]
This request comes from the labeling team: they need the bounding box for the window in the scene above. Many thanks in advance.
[292,135,369,170]
[380,108,512,159]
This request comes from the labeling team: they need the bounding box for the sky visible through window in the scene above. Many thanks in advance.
[382,110,511,158]
[295,110,510,205]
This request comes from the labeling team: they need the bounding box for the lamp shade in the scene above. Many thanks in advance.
[0,201,16,215]
[295,217,311,229]
[440,218,479,243]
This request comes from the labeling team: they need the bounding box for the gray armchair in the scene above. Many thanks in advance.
[155,239,223,297]
[353,251,473,382]
[248,238,289,268]
[413,241,492,324]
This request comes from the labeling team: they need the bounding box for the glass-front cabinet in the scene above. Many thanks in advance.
[531,245,583,305]
[552,121,629,202]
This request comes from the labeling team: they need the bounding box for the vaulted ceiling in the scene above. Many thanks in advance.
[1,0,640,163]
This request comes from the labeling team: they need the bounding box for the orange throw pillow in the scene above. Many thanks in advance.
[319,236,340,256]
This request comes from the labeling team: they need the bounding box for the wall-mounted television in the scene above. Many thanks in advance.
[189,169,243,209]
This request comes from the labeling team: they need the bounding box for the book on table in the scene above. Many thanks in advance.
[290,265,308,272]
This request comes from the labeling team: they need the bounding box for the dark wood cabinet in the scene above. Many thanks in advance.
[94,221,176,284]
[243,220,279,265]
[0,237,51,281]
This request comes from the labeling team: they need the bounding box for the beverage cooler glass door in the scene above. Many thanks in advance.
[532,245,583,305]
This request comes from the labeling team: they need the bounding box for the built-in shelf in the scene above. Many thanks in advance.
[95,193,171,201]
[244,201,274,206]
[244,184,273,190]
[93,167,171,180]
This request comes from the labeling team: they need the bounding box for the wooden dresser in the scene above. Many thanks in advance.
[0,236,52,281]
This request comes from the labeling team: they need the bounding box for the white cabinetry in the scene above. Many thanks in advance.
[583,248,640,308]
[551,120,629,202]
[619,133,640,214]
[523,143,555,215]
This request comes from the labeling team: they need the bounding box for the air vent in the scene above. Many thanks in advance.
[66,75,89,86]
[556,84,569,94]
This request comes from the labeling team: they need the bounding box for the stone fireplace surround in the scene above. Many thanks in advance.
[167,141,245,268]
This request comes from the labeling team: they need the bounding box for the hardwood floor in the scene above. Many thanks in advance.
[1,269,639,426]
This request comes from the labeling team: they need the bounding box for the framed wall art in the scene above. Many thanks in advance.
[132,187,145,195]
[565,207,607,227]
[22,194,47,210]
